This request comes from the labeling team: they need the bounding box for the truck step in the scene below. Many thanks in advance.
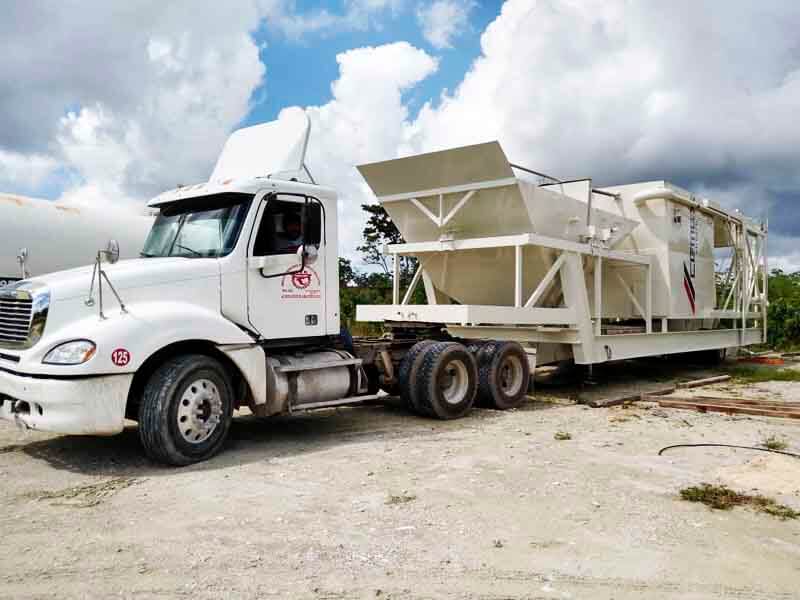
[291,394,386,412]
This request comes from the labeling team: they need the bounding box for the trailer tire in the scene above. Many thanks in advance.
[398,340,435,414]
[477,341,530,410]
[416,342,478,420]
[138,354,233,466]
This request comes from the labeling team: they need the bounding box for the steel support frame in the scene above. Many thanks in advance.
[364,216,766,366]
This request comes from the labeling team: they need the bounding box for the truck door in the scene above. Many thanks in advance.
[246,193,326,340]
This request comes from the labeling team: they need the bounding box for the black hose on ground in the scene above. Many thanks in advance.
[658,443,800,459]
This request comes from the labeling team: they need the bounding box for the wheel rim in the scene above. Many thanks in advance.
[176,378,223,444]
[498,354,524,397]
[439,359,470,405]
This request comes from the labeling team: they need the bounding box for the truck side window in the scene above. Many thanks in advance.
[252,197,322,256]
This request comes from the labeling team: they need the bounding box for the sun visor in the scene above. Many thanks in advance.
[210,108,311,183]
[357,141,515,199]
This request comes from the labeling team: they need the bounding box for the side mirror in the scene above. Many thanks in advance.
[17,247,29,279]
[299,244,318,265]
[104,239,120,264]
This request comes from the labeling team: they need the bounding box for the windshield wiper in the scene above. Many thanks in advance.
[176,244,203,257]
[140,251,157,258]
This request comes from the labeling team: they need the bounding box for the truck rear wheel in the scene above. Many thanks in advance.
[477,341,530,409]
[138,354,233,466]
[416,342,478,419]
[398,340,435,414]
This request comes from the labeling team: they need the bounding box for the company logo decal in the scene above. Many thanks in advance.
[281,265,321,300]
[682,262,696,315]
[111,348,131,367]
[683,208,698,315]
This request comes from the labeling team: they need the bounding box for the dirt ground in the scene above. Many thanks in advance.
[1,361,799,599]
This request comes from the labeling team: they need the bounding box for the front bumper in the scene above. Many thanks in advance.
[0,369,133,436]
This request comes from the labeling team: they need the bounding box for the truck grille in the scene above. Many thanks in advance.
[0,297,33,344]
[0,283,49,349]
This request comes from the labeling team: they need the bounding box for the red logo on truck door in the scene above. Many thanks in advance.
[281,266,321,299]
[111,348,131,366]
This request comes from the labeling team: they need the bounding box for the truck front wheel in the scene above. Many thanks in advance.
[138,354,234,466]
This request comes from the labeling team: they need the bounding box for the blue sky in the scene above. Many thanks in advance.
[246,2,503,125]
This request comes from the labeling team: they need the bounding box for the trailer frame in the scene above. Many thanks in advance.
[357,176,768,365]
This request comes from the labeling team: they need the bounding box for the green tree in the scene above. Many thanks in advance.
[356,203,420,289]
[766,269,800,349]
[338,257,357,287]
[338,204,428,333]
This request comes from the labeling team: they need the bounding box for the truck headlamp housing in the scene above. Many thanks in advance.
[43,340,96,365]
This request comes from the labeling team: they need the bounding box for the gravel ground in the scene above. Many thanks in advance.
[1,363,799,599]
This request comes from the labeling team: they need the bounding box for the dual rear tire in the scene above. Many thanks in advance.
[398,339,531,420]
[475,341,530,410]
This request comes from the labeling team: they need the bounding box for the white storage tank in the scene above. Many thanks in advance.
[0,193,153,286]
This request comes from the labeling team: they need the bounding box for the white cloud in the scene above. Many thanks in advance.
[289,0,799,271]
[403,0,800,267]
[0,149,58,190]
[302,42,438,263]
[0,3,265,206]
[56,29,264,204]
[416,0,475,49]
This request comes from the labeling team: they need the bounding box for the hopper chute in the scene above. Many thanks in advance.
[357,142,638,246]
[356,142,640,309]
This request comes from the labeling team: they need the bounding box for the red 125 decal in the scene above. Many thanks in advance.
[111,348,131,367]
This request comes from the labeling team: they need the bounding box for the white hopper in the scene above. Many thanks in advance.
[357,142,639,307]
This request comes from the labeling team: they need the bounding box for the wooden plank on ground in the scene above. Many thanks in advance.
[656,399,800,420]
[690,396,800,409]
[583,386,676,408]
[645,394,800,410]
[676,375,731,389]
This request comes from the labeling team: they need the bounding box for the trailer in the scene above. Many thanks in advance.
[0,111,767,465]
[355,142,767,369]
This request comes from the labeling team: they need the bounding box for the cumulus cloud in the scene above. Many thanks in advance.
[403,0,800,266]
[285,0,798,268]
[416,0,475,49]
[0,2,264,205]
[303,42,438,261]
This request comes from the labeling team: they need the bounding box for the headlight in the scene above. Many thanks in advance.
[43,340,96,365]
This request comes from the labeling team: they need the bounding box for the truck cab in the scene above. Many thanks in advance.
[0,112,377,465]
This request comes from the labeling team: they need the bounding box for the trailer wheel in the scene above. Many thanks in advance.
[416,342,478,419]
[398,340,435,414]
[138,354,233,466]
[477,341,530,409]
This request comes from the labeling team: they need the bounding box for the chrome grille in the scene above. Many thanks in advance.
[0,282,49,349]
[0,297,33,344]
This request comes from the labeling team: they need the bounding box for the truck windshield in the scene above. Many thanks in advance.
[142,193,252,258]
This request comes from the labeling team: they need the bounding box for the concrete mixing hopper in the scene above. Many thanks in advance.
[357,142,638,308]
[356,141,767,366]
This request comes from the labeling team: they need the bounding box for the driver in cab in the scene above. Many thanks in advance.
[277,212,303,253]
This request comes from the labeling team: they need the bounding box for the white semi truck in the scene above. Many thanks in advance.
[0,110,768,465]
